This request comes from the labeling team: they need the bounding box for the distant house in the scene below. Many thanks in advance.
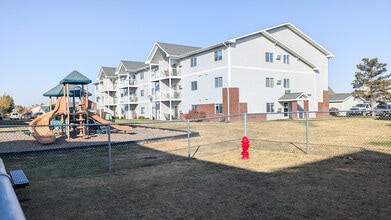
[30,104,49,114]
[329,88,362,116]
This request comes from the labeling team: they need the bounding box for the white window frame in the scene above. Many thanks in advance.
[265,52,274,63]
[266,77,274,88]
[215,77,223,88]
[215,103,223,114]
[191,81,198,91]
[283,54,290,64]
[214,49,222,61]
[191,57,197,67]
[266,103,274,113]
[284,79,290,88]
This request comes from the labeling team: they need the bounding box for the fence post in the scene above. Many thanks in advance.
[187,120,191,160]
[107,125,112,172]
[306,111,310,154]
[244,113,247,136]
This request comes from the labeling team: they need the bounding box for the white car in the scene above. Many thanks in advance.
[10,112,21,120]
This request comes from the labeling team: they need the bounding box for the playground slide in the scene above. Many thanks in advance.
[29,97,67,144]
[87,111,133,132]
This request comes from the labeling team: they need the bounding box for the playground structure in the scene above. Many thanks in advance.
[29,70,132,144]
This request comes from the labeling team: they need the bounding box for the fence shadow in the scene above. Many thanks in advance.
[2,144,389,219]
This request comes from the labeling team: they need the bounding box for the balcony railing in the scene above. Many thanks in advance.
[102,84,117,91]
[118,80,138,88]
[151,68,181,81]
[103,97,117,105]
[153,90,182,100]
[119,96,138,103]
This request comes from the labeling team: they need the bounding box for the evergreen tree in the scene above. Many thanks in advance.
[352,58,390,116]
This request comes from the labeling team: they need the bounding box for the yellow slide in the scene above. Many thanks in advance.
[29,97,67,144]
[88,111,132,132]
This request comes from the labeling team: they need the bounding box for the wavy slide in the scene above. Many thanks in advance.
[88,111,133,132]
[29,97,67,144]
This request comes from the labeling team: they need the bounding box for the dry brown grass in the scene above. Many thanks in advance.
[5,117,391,219]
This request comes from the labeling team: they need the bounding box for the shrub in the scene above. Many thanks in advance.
[329,107,340,116]
[183,109,206,120]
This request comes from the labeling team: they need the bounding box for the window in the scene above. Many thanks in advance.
[190,57,197,67]
[266,103,274,113]
[140,72,145,79]
[192,105,198,110]
[191,81,198,91]
[265,52,274,63]
[266,77,274,88]
[284,79,290,88]
[215,103,223,114]
[141,107,145,114]
[140,89,144,97]
[215,77,223,88]
[283,54,290,64]
[214,49,222,61]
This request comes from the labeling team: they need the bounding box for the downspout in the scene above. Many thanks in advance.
[223,42,232,121]
[168,58,172,120]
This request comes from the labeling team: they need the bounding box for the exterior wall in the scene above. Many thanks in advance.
[229,31,323,115]
[269,27,330,110]
[179,46,229,115]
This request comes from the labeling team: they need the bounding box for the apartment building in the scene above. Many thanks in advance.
[95,23,334,120]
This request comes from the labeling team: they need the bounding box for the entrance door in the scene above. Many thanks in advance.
[283,102,289,117]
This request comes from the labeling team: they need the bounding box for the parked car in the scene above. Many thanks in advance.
[374,104,391,116]
[0,113,3,120]
[10,112,21,120]
[21,112,33,120]
[346,103,371,116]
[32,112,44,119]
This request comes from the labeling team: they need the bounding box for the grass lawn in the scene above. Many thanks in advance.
[2,117,391,219]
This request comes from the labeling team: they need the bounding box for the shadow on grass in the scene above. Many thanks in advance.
[1,142,390,219]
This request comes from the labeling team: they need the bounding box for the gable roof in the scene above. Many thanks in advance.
[231,23,333,58]
[329,93,352,102]
[60,70,92,84]
[278,92,310,102]
[97,67,116,80]
[146,42,201,64]
[176,22,333,70]
[119,60,148,72]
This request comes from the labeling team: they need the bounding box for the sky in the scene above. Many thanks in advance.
[1,0,390,107]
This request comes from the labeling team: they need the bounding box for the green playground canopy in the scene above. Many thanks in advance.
[43,84,92,97]
[60,70,92,84]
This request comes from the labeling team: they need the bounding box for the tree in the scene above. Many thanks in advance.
[14,105,25,114]
[351,58,390,116]
[0,93,15,114]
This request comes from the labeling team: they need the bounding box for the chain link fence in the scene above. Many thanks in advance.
[0,111,390,181]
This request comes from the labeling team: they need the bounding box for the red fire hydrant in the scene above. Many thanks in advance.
[241,136,250,160]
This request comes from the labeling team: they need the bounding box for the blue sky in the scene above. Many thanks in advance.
[1,0,390,107]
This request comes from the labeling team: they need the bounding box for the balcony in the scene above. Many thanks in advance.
[103,97,117,106]
[102,84,117,91]
[151,68,181,81]
[118,79,138,88]
[153,90,181,101]
[119,95,138,104]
